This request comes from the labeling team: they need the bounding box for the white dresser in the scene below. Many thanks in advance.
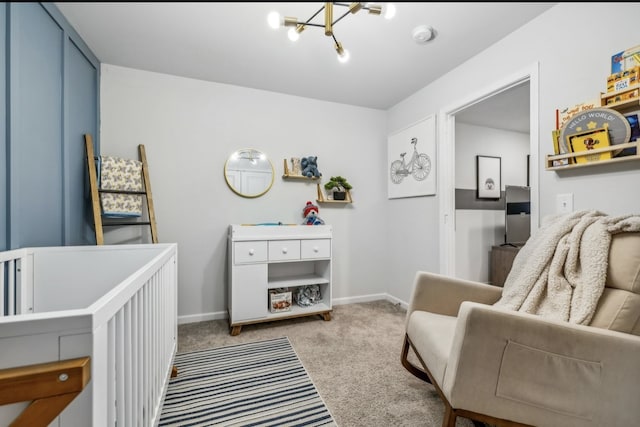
[227,224,333,335]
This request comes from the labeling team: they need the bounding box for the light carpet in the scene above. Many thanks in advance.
[159,336,337,427]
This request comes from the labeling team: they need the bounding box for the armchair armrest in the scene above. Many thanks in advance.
[442,302,640,426]
[406,271,502,320]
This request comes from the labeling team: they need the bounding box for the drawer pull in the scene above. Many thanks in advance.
[282,248,288,254]
[313,247,319,252]
[249,249,255,256]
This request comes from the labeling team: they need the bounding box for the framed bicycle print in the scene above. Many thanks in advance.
[387,114,436,199]
[476,155,501,199]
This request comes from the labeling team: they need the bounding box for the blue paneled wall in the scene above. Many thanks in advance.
[2,3,99,250]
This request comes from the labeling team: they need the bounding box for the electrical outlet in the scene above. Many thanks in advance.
[556,193,573,214]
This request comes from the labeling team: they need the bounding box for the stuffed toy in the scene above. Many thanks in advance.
[301,156,322,178]
[302,201,325,225]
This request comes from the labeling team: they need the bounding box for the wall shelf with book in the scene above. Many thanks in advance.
[546,141,640,171]
[548,101,640,172]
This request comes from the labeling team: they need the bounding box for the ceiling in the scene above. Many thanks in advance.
[456,81,531,133]
[55,2,554,115]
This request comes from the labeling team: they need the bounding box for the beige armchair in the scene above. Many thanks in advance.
[401,232,640,427]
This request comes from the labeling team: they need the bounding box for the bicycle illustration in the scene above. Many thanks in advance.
[389,137,431,184]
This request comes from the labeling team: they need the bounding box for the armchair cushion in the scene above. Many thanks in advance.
[406,311,457,385]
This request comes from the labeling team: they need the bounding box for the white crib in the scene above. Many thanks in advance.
[0,243,178,427]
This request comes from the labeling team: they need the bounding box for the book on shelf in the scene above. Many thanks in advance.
[567,125,612,164]
[555,99,600,130]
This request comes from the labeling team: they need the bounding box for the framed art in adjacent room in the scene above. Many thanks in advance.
[476,155,501,199]
[387,114,437,199]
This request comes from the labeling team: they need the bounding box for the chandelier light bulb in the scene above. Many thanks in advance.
[383,3,396,20]
[337,48,350,63]
[287,28,299,42]
[267,11,281,29]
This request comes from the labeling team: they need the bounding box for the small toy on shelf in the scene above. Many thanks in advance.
[302,201,325,225]
[301,156,322,178]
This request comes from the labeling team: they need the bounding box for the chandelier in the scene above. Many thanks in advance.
[267,2,396,63]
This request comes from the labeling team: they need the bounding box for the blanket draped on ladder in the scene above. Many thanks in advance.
[494,210,640,325]
[98,155,143,217]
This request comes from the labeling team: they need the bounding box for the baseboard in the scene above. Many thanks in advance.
[384,293,409,310]
[178,311,227,325]
[332,293,387,306]
[178,293,409,325]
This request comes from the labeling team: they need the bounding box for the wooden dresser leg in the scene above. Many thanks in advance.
[230,325,242,336]
[171,366,178,378]
[322,312,332,321]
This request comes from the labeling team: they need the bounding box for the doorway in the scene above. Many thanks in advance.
[437,63,540,278]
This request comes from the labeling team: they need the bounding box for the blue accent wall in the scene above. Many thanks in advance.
[9,2,64,248]
[0,4,6,250]
[66,39,98,245]
[2,3,99,250]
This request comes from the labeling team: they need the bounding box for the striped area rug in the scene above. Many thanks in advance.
[159,337,337,426]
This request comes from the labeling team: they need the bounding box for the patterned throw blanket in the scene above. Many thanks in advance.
[494,210,640,325]
[99,155,143,217]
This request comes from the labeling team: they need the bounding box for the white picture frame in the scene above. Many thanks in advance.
[387,115,437,199]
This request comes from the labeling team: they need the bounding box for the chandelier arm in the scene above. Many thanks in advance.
[332,9,352,26]
[304,5,326,24]
[297,22,326,28]
[333,2,378,12]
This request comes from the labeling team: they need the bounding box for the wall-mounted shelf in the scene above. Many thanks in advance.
[547,99,640,171]
[600,87,640,113]
[316,183,352,204]
[546,141,640,171]
[282,159,319,180]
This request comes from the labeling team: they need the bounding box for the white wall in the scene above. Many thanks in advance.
[100,64,389,322]
[455,123,530,191]
[387,3,640,303]
[455,123,529,282]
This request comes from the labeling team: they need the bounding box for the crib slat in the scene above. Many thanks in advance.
[108,318,116,427]
[124,301,133,427]
[144,283,150,425]
[116,310,125,425]
[7,260,14,315]
[131,293,139,427]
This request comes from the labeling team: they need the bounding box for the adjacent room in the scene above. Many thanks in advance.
[1,2,640,427]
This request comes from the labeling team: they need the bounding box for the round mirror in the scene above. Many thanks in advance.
[224,148,274,198]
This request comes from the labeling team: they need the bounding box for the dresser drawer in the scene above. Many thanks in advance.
[301,239,331,259]
[234,241,267,264]
[268,240,301,261]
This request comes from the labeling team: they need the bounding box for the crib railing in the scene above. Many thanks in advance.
[0,248,33,316]
[91,248,177,427]
[0,244,178,427]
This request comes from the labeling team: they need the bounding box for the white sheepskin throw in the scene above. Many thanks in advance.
[494,210,640,325]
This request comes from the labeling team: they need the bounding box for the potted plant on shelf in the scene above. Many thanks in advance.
[324,176,352,200]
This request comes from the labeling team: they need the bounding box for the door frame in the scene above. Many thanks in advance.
[437,62,540,276]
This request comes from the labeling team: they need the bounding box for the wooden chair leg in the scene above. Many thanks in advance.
[400,334,432,383]
[442,402,457,427]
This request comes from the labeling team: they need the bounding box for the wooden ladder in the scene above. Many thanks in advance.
[84,134,158,245]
